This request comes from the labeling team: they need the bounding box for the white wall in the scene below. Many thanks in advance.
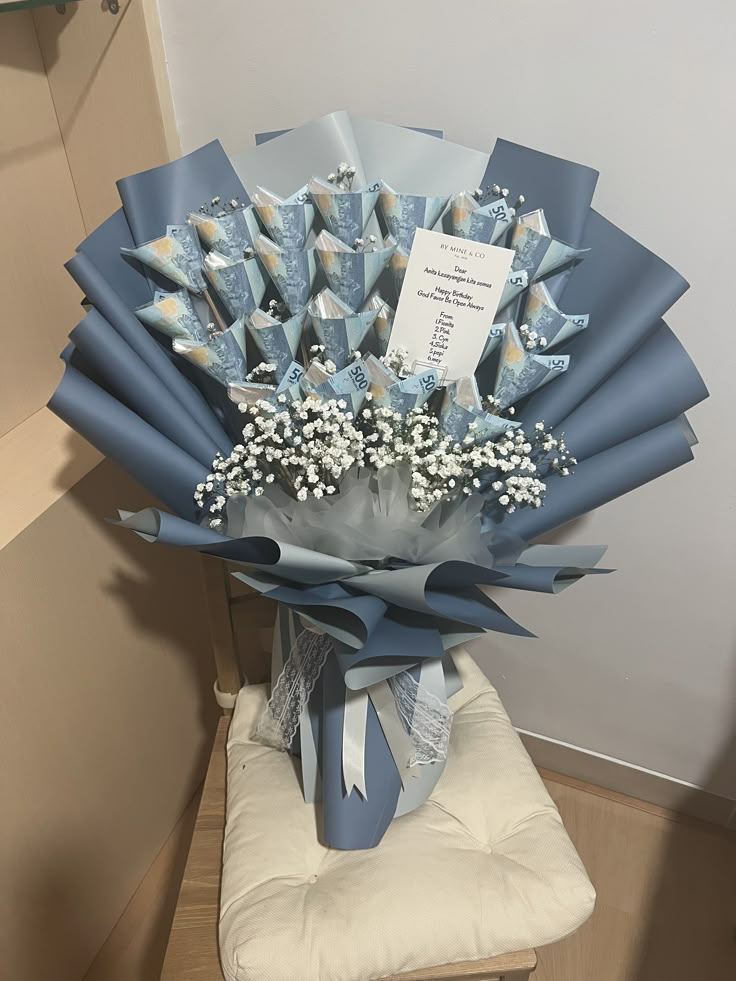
[157,0,736,798]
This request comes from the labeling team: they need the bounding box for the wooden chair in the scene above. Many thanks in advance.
[160,557,538,981]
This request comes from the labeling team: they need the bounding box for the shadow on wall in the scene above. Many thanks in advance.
[4,451,219,981]
[630,660,736,981]
[61,453,219,738]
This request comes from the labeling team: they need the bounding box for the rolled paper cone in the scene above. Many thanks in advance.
[451,191,513,244]
[362,352,400,399]
[121,224,206,292]
[188,205,260,261]
[362,291,395,356]
[173,322,247,387]
[254,234,318,314]
[300,358,335,395]
[373,366,439,416]
[511,208,589,281]
[522,281,589,350]
[204,250,267,321]
[246,307,307,382]
[252,184,315,250]
[136,289,208,342]
[308,288,377,370]
[308,177,380,246]
[493,323,569,411]
[378,181,449,251]
[315,230,396,311]
[439,377,520,443]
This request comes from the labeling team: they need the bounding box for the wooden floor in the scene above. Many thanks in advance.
[94,719,736,981]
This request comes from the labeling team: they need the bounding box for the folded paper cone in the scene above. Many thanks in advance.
[309,177,380,247]
[315,230,396,311]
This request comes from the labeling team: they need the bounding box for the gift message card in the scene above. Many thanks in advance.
[387,228,514,383]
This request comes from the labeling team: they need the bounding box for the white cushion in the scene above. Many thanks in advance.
[220,648,595,981]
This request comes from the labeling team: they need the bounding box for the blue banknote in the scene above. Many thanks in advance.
[493,323,570,411]
[136,289,208,343]
[309,177,380,246]
[204,251,267,321]
[122,224,206,293]
[246,307,307,382]
[315,231,396,311]
[378,182,449,251]
[252,185,315,250]
[308,288,378,369]
[255,234,318,314]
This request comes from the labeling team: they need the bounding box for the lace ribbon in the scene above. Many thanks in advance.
[254,626,332,750]
[388,670,452,766]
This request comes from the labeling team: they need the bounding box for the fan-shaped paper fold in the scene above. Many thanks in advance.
[49,365,207,518]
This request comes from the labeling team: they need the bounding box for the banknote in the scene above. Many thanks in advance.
[362,352,401,400]
[254,235,318,314]
[136,289,208,342]
[439,376,521,443]
[122,224,206,293]
[228,381,278,406]
[173,322,247,387]
[511,209,589,281]
[315,230,396,311]
[378,181,449,251]
[252,185,315,250]
[389,246,410,298]
[188,205,260,261]
[362,291,395,356]
[523,281,589,349]
[493,323,570,411]
[499,268,529,311]
[308,177,380,246]
[300,358,336,395]
[373,366,439,415]
[479,321,513,364]
[451,191,513,245]
[246,307,307,382]
[204,251,267,322]
[308,288,378,369]
[312,358,371,414]
[275,361,305,392]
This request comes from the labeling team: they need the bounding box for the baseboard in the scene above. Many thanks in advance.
[519,728,736,829]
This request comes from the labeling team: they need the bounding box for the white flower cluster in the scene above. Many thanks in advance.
[195,394,570,528]
[519,323,549,351]
[194,395,367,526]
[382,346,411,376]
[361,404,547,513]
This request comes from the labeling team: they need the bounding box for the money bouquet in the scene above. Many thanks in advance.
[49,113,706,850]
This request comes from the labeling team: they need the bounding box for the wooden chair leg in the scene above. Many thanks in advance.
[200,556,242,698]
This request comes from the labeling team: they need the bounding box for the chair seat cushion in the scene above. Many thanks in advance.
[220,648,595,981]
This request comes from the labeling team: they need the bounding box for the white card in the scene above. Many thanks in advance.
[387,228,514,383]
